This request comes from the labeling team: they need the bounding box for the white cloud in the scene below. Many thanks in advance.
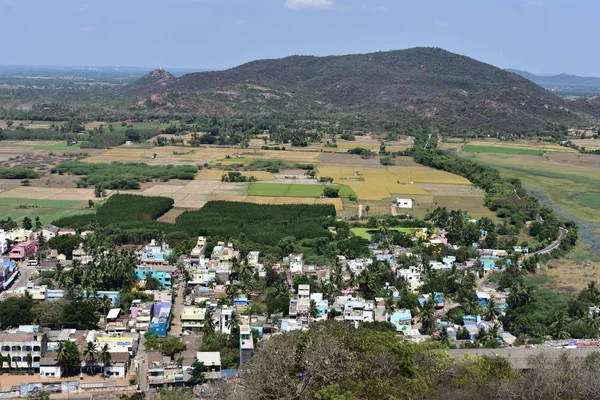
[525,0,545,7]
[285,0,333,10]
[82,25,97,32]
[434,20,449,28]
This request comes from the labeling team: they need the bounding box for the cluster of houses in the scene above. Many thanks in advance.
[0,324,136,379]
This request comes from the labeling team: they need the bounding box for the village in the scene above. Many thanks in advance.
[0,208,580,399]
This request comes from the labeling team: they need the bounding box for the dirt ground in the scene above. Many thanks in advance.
[0,186,98,201]
[157,207,192,223]
[318,153,386,167]
[547,152,600,168]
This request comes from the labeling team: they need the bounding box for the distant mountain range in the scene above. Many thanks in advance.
[506,69,600,96]
[125,47,600,133]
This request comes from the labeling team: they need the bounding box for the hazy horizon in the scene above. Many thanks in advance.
[1,0,599,75]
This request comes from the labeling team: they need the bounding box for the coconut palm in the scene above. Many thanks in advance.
[82,342,98,374]
[436,327,450,347]
[6,354,11,372]
[483,294,500,321]
[0,352,3,373]
[203,310,216,336]
[25,353,33,374]
[308,300,319,326]
[226,311,240,333]
[420,298,436,335]
[98,344,111,377]
[384,295,396,317]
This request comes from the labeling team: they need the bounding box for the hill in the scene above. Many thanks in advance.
[508,69,600,96]
[126,48,600,133]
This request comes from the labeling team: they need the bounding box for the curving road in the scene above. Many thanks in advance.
[530,227,567,256]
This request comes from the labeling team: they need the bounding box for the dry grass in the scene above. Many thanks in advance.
[197,169,275,181]
[0,187,97,201]
[540,243,600,295]
[83,146,321,164]
[213,195,343,213]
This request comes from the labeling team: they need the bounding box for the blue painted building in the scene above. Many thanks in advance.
[389,309,412,332]
[135,269,172,289]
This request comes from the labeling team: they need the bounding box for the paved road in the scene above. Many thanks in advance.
[450,345,598,369]
[137,334,148,391]
[531,227,567,256]
[0,262,37,299]
[170,282,186,337]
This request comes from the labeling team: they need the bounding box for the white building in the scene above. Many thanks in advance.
[289,254,304,274]
[247,251,260,265]
[343,299,375,326]
[346,258,373,275]
[397,266,423,291]
[396,198,413,209]
[196,352,222,380]
[0,326,45,371]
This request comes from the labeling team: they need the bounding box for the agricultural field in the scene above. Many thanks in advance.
[83,146,321,165]
[572,138,600,150]
[463,144,545,155]
[214,195,343,213]
[468,152,600,223]
[465,139,576,153]
[248,182,355,198]
[0,197,94,225]
[317,166,469,201]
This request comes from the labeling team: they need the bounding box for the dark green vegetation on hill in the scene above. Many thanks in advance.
[2,48,600,135]
[53,162,198,190]
[239,320,600,400]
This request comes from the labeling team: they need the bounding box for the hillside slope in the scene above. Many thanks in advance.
[129,48,600,132]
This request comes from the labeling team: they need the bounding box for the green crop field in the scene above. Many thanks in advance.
[248,182,356,198]
[32,142,82,150]
[463,144,545,155]
[572,193,600,209]
[0,198,94,225]
[351,227,418,240]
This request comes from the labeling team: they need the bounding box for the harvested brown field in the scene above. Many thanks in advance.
[83,146,321,165]
[318,153,385,167]
[214,195,343,213]
[410,196,497,219]
[157,207,192,223]
[0,186,97,201]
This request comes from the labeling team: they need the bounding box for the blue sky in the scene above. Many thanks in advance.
[1,0,598,75]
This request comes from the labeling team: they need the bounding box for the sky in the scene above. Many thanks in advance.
[1,0,599,76]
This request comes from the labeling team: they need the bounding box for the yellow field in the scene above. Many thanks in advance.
[467,140,577,152]
[83,146,321,164]
[316,166,470,201]
[197,169,275,181]
[214,195,343,212]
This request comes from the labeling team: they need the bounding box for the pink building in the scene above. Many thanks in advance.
[9,240,38,261]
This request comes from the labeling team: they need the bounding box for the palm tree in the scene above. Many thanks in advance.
[225,284,240,306]
[308,300,319,326]
[6,354,11,373]
[475,327,490,345]
[82,342,98,374]
[588,281,600,305]
[203,310,216,336]
[226,311,240,333]
[98,344,111,377]
[436,327,450,347]
[484,294,500,321]
[384,295,396,317]
[420,299,436,335]
[0,352,3,373]
[25,353,33,375]
[359,269,378,299]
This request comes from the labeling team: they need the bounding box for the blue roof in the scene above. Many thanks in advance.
[390,310,412,322]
